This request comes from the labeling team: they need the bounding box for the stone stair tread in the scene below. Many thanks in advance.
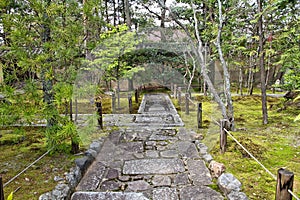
[71,191,149,200]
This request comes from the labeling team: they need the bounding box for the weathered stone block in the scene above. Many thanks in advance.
[209,160,226,178]
[127,180,151,191]
[75,156,94,173]
[180,186,224,200]
[187,159,212,185]
[153,187,178,200]
[151,175,171,186]
[217,173,242,195]
[227,191,248,200]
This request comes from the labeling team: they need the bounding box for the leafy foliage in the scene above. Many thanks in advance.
[90,24,144,84]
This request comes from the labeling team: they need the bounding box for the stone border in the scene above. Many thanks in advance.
[39,138,105,200]
[195,140,248,200]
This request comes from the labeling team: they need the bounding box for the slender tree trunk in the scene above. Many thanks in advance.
[161,0,166,28]
[0,64,3,84]
[42,0,55,128]
[238,67,243,95]
[258,0,268,124]
[247,54,255,95]
[113,0,117,26]
[124,0,131,28]
[83,0,91,60]
[217,0,234,128]
[159,1,228,119]
[160,0,167,41]
[105,0,109,24]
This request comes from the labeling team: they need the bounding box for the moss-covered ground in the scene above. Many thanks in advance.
[174,90,300,200]
[0,127,79,200]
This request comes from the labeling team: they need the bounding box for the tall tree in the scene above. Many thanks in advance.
[157,1,234,127]
[216,0,234,126]
[257,0,268,124]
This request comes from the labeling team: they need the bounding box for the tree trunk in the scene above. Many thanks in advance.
[258,0,268,124]
[105,0,109,24]
[0,64,3,84]
[217,0,235,129]
[238,67,243,95]
[83,0,90,60]
[124,0,131,28]
[113,0,117,26]
[160,0,167,41]
[159,1,228,119]
[42,0,55,128]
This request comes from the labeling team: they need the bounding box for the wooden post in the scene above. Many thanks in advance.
[135,89,139,104]
[75,98,78,123]
[0,176,4,200]
[178,87,181,105]
[112,93,116,114]
[197,102,202,128]
[95,99,103,129]
[185,93,189,115]
[220,119,227,154]
[174,84,177,99]
[276,168,294,200]
[170,83,174,93]
[128,93,133,114]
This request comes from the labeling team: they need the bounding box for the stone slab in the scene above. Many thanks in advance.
[71,192,149,200]
[151,175,171,186]
[123,159,185,175]
[187,159,212,186]
[127,180,151,191]
[153,187,178,200]
[180,186,224,200]
[160,150,179,158]
[145,150,159,158]
[169,141,200,158]
[174,172,190,185]
[76,162,106,191]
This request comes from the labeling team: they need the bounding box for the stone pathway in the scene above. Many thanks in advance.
[71,94,224,200]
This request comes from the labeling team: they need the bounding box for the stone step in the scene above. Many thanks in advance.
[71,191,149,200]
[72,186,225,200]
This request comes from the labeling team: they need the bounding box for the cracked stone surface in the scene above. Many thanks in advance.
[72,94,224,200]
[123,158,185,175]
